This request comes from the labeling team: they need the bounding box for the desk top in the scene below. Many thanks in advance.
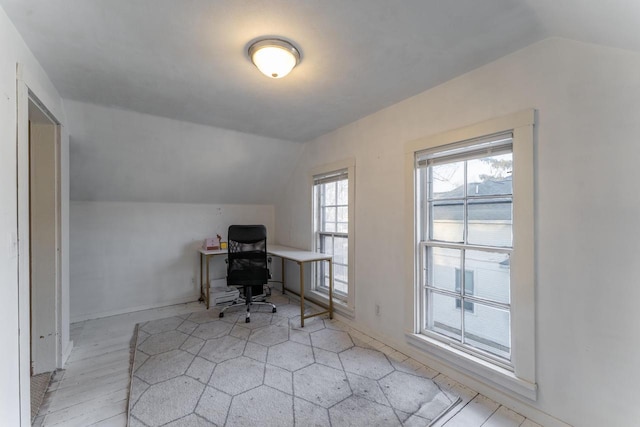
[198,244,331,263]
[198,248,227,256]
[268,245,332,263]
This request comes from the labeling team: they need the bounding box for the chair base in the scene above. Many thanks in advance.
[219,299,277,323]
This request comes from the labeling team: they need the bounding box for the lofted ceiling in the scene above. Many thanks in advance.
[2,0,639,142]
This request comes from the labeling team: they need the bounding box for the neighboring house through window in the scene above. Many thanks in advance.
[455,268,475,312]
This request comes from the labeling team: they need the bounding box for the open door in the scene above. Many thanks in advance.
[28,99,61,375]
[16,74,67,425]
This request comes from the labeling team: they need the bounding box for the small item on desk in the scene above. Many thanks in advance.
[203,237,219,251]
[220,242,228,249]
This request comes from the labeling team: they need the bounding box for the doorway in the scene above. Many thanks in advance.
[28,98,61,376]
[17,86,63,424]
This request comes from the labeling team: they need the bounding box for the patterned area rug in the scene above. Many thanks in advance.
[128,295,459,426]
[31,371,53,422]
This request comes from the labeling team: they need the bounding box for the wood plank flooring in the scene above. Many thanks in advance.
[33,302,543,426]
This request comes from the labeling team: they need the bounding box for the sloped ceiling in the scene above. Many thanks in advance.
[2,1,639,142]
[64,99,305,204]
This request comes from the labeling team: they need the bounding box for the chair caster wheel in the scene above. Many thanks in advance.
[219,312,224,318]
[245,317,250,323]
[272,308,277,313]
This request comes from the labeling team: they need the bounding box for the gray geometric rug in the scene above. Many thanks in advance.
[128,295,459,426]
[31,371,52,422]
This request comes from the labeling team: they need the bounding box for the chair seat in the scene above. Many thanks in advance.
[228,268,269,286]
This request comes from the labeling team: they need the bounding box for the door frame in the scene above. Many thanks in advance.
[16,79,63,425]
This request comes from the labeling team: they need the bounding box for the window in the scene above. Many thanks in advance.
[405,110,536,400]
[419,134,514,363]
[312,160,355,310]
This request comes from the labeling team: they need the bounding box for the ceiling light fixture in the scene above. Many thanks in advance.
[248,38,300,79]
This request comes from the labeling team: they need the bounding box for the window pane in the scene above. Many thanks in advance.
[334,278,348,294]
[427,247,460,292]
[333,236,348,264]
[323,182,336,205]
[322,207,336,232]
[431,201,463,242]
[430,162,464,199]
[337,179,348,205]
[318,266,348,294]
[465,250,510,304]
[464,302,511,360]
[323,206,336,223]
[319,235,332,255]
[319,184,327,206]
[467,153,512,196]
[455,269,474,311]
[334,264,348,287]
[427,290,461,341]
[337,206,348,222]
[467,198,512,247]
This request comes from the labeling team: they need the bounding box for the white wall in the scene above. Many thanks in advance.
[66,101,302,319]
[64,100,303,204]
[275,37,640,426]
[0,5,68,424]
[70,201,275,321]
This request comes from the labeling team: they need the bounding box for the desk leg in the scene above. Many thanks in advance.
[281,257,285,295]
[199,254,204,302]
[206,254,210,309]
[329,259,334,320]
[299,261,305,328]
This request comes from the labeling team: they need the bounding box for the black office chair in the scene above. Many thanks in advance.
[219,225,276,323]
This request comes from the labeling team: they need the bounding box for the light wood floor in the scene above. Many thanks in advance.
[33,302,543,426]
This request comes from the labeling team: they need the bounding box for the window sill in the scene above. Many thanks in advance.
[308,290,354,319]
[406,333,537,401]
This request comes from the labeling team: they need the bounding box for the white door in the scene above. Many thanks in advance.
[29,117,59,375]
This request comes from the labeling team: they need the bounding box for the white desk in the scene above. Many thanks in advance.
[268,245,334,327]
[198,248,227,309]
[198,245,333,326]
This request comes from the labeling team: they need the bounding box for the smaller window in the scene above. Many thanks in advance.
[311,160,355,311]
[314,169,349,297]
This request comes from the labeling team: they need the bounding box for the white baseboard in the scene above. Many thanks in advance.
[62,340,74,367]
[70,295,200,323]
[332,315,570,427]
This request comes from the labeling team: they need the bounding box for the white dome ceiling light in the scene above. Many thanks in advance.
[248,38,301,79]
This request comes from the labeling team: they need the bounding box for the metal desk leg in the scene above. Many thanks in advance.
[329,259,334,319]
[206,254,210,309]
[281,257,285,295]
[199,253,204,302]
[299,261,305,327]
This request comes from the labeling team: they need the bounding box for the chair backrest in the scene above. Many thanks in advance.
[227,225,268,286]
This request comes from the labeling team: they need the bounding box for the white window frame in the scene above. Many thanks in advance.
[419,133,514,367]
[311,159,356,313]
[404,110,536,400]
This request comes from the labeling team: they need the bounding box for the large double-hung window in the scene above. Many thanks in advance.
[406,111,536,400]
[418,134,514,363]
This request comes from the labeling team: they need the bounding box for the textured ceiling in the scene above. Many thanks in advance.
[2,0,639,142]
